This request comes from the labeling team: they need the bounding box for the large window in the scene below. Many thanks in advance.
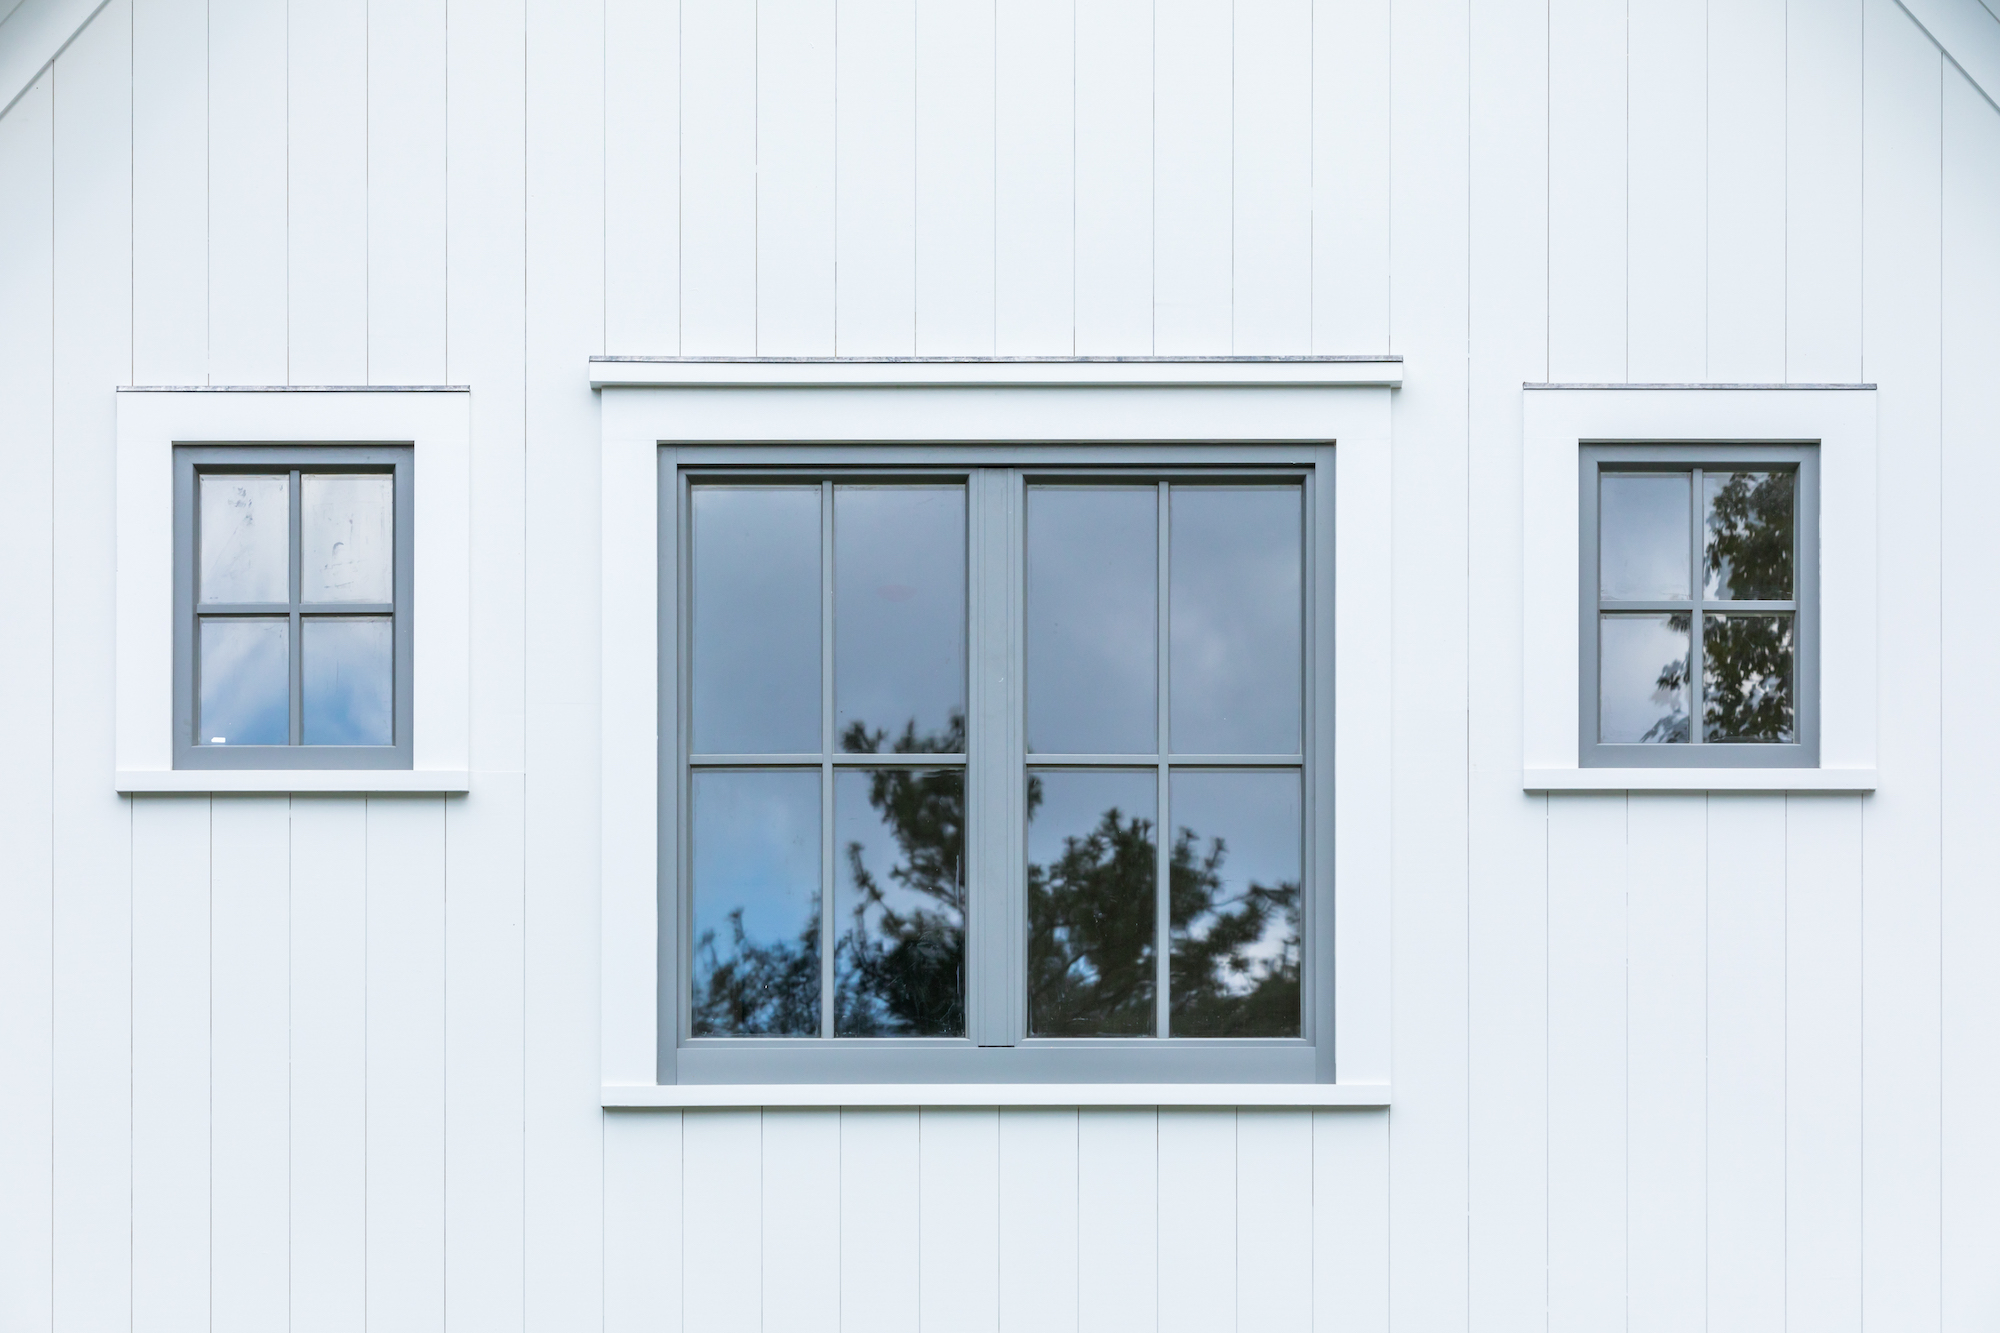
[1579,443,1819,768]
[174,445,414,770]
[672,465,1321,1082]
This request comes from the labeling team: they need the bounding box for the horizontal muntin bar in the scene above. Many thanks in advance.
[688,751,967,766]
[1026,752,1305,766]
[198,602,395,615]
[1599,600,1796,613]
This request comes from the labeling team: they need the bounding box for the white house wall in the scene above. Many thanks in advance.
[2,0,1998,1330]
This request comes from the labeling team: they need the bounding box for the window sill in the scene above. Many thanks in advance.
[602,1082,1392,1110]
[1523,766,1876,793]
[116,768,471,794]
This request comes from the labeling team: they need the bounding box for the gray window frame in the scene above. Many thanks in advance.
[1579,442,1820,769]
[660,447,1335,1085]
[173,443,415,771]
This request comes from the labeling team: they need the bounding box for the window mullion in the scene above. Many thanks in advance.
[1156,480,1171,1041]
[820,480,835,1040]
[967,467,1019,1047]
[290,468,304,747]
[1689,467,1704,746]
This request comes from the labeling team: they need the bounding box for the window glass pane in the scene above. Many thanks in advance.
[1599,613,1691,743]
[199,617,289,745]
[302,617,393,745]
[1168,770,1302,1038]
[833,767,964,1036]
[1025,487,1157,754]
[1704,471,1794,600]
[200,474,290,604]
[834,486,966,755]
[1703,613,1795,742]
[1026,769,1157,1036]
[1169,486,1302,754]
[690,769,822,1037]
[301,473,394,603]
[1600,471,1690,600]
[691,487,822,754]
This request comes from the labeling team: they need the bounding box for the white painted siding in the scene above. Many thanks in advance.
[2,0,1997,1330]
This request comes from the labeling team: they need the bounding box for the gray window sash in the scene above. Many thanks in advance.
[659,446,1335,1085]
[1578,442,1820,769]
[173,443,415,770]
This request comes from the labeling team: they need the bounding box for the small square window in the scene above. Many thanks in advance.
[173,445,414,770]
[1579,444,1819,768]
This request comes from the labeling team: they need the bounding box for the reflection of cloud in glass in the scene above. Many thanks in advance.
[834,767,964,1036]
[1599,613,1689,743]
[1026,488,1157,754]
[200,474,290,604]
[1600,472,1690,600]
[1169,770,1300,1034]
[199,617,289,745]
[692,487,822,754]
[834,486,966,751]
[301,473,394,603]
[691,769,822,1036]
[1169,487,1302,755]
[303,617,393,745]
[1027,769,1157,1037]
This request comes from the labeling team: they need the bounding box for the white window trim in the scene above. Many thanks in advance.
[596,358,1398,1108]
[114,387,472,793]
[1522,384,1878,793]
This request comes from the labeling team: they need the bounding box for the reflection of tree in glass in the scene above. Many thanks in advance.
[691,909,821,1037]
[1027,775,1158,1036]
[1644,616,1693,744]
[1169,828,1301,1037]
[834,714,966,1036]
[1702,472,1795,741]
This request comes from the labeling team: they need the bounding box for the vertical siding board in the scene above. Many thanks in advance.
[0,73,55,1333]
[1312,0,1390,351]
[1312,1110,1388,1333]
[1625,0,1706,381]
[1546,794,1627,1333]
[919,1108,1002,1333]
[1547,0,1626,379]
[1784,0,1863,382]
[208,0,288,382]
[290,797,369,1333]
[1073,0,1152,353]
[680,0,758,353]
[994,0,1074,354]
[1151,0,1231,354]
[287,0,368,383]
[915,0,997,354]
[1858,11,1943,1331]
[1238,1111,1311,1333]
[210,797,292,1333]
[51,13,136,1332]
[132,798,211,1333]
[762,1109,839,1333]
[682,1110,761,1333]
[1158,1110,1236,1333]
[841,1110,921,1333]
[1939,68,2000,1333]
[605,0,681,354]
[1625,794,1707,1333]
[756,0,838,355]
[367,0,449,383]
[1232,0,1312,353]
[443,781,528,1333]
[1705,794,1787,1333]
[836,0,919,353]
[132,0,208,384]
[1704,0,1786,380]
[998,1108,1079,1333]
[1077,1109,1157,1333]
[1784,796,1862,1333]
[604,1111,684,1333]
[366,797,448,1333]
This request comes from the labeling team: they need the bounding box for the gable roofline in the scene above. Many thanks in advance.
[0,0,111,122]
[1903,0,2000,110]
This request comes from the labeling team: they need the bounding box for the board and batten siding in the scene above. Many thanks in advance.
[2,0,1998,1329]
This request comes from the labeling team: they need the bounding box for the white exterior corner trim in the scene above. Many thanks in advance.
[1522,386,1878,791]
[602,1082,1394,1109]
[114,388,473,794]
[597,371,1396,1094]
[588,355,1404,389]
